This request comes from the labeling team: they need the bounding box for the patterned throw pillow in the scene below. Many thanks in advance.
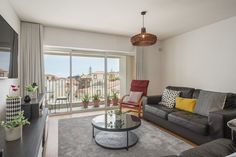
[159,89,181,108]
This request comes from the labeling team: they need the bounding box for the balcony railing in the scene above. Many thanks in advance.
[45,76,120,106]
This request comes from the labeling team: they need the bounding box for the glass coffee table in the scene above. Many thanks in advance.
[91,111,141,150]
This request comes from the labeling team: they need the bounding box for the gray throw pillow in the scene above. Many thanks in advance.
[194,90,227,116]
[159,88,181,108]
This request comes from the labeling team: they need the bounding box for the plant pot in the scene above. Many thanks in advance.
[93,100,100,107]
[83,102,89,108]
[24,95,31,103]
[112,98,119,106]
[107,99,111,107]
[5,125,22,141]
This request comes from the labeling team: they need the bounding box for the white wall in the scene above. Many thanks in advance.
[0,0,20,120]
[0,0,20,33]
[142,45,162,95]
[44,26,135,53]
[161,16,236,93]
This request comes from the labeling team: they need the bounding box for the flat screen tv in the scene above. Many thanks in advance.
[0,15,18,78]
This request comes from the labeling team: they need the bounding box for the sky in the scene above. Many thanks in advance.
[0,51,10,71]
[44,54,120,77]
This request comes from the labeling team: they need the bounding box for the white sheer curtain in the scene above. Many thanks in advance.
[136,47,144,80]
[20,22,45,96]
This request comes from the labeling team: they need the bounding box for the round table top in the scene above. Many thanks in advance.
[92,111,141,132]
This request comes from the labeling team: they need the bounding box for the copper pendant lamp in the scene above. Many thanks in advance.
[131,11,157,46]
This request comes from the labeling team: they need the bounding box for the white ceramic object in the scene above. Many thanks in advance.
[5,125,22,141]
[31,92,38,99]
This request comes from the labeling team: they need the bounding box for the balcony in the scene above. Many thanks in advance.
[45,72,120,113]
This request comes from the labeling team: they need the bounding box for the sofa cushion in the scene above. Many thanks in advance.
[145,104,178,119]
[194,90,227,116]
[181,138,236,157]
[175,97,197,113]
[166,86,195,98]
[192,89,201,99]
[168,111,208,135]
[225,93,236,108]
[159,89,181,108]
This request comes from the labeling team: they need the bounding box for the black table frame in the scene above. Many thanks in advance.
[91,115,141,150]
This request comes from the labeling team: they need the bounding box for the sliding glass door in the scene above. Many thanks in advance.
[71,55,106,111]
[44,53,71,113]
[44,51,126,114]
[107,58,120,106]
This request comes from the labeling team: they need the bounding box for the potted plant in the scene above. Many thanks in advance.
[82,94,90,108]
[25,83,38,102]
[1,111,30,141]
[107,95,111,107]
[92,94,100,107]
[111,91,119,106]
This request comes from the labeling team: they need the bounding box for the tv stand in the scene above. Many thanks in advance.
[0,108,48,157]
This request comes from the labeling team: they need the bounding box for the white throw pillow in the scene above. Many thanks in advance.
[128,91,143,103]
[159,89,181,108]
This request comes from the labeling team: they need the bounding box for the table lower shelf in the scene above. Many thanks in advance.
[94,131,138,150]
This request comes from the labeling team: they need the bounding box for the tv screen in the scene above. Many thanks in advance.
[0,15,18,78]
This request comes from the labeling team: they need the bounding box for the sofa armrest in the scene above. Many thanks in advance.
[209,108,236,139]
[180,138,236,157]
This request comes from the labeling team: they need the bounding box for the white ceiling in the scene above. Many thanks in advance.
[9,0,236,40]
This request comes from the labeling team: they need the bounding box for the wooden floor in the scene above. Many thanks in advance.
[44,110,196,157]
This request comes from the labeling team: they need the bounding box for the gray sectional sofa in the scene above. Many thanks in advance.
[164,138,236,157]
[143,86,236,145]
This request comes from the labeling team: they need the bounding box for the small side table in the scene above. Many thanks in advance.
[227,119,236,141]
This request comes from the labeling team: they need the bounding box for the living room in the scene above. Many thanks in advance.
[1,0,236,157]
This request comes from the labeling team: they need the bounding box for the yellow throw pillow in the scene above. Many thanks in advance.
[175,97,197,113]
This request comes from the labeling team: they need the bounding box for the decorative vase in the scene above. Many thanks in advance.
[24,95,31,103]
[107,99,111,107]
[83,102,89,108]
[5,125,22,141]
[30,92,37,99]
[93,100,100,107]
[6,97,21,122]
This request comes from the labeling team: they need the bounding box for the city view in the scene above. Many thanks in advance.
[44,54,121,111]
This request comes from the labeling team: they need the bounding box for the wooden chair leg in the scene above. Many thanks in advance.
[138,109,141,118]
[138,103,142,118]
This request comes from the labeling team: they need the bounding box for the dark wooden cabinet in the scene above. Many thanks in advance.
[21,93,45,120]
[0,108,48,157]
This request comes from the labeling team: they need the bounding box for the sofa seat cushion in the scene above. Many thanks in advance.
[145,104,178,119]
[168,111,208,135]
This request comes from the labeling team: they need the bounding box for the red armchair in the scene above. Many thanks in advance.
[120,80,149,117]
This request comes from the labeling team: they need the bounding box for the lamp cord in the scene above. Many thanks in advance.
[142,14,144,28]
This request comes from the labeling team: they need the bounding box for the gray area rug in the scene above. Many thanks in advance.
[58,116,192,157]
